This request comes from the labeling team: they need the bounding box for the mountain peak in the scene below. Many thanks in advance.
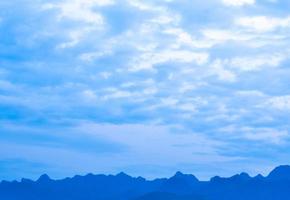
[85,173,95,177]
[170,171,199,182]
[238,172,251,180]
[173,171,184,177]
[116,172,131,178]
[240,172,250,177]
[267,165,290,181]
[229,172,251,182]
[210,175,223,182]
[253,174,264,181]
[210,173,251,183]
[37,174,51,182]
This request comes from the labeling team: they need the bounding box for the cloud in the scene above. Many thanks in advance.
[235,90,266,97]
[0,121,242,179]
[222,0,255,7]
[42,0,109,24]
[209,59,237,82]
[129,50,209,71]
[263,95,290,110]
[42,0,114,49]
[236,16,290,32]
[73,122,237,165]
[243,129,289,144]
[228,53,286,71]
[219,125,289,145]
[1,0,290,179]
[164,28,214,48]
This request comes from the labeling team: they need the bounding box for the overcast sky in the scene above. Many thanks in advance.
[1,0,290,181]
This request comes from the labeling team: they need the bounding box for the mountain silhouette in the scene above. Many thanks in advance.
[37,174,51,183]
[158,171,199,194]
[267,165,290,181]
[1,165,290,200]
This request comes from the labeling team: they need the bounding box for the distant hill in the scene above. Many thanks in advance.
[1,165,290,200]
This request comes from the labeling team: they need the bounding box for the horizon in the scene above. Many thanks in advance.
[1,0,290,182]
[2,164,290,183]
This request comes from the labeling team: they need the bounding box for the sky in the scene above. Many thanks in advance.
[1,0,290,181]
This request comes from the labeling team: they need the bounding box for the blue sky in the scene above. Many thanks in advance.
[1,0,290,181]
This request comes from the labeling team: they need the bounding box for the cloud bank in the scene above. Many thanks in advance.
[0,0,290,180]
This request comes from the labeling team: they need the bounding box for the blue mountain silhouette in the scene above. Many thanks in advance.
[1,165,290,200]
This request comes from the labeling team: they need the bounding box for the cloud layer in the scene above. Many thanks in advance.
[0,0,290,180]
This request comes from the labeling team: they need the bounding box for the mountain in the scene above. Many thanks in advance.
[159,171,199,194]
[267,165,290,181]
[1,165,290,200]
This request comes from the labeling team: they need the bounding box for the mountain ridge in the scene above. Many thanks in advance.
[1,165,290,200]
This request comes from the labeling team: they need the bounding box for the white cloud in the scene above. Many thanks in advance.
[178,82,204,93]
[220,126,289,144]
[43,0,111,49]
[243,128,289,145]
[264,95,290,110]
[101,86,157,101]
[102,88,133,100]
[57,28,94,49]
[130,50,209,71]
[160,97,179,106]
[236,16,290,32]
[82,89,98,102]
[201,29,253,45]
[210,60,237,82]
[222,0,255,7]
[164,28,214,48]
[150,14,180,25]
[99,72,112,79]
[235,90,266,97]
[127,0,164,11]
[79,50,112,61]
[229,53,285,71]
[43,0,108,24]
[178,103,197,112]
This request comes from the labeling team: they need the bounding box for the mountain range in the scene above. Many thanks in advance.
[1,165,290,200]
